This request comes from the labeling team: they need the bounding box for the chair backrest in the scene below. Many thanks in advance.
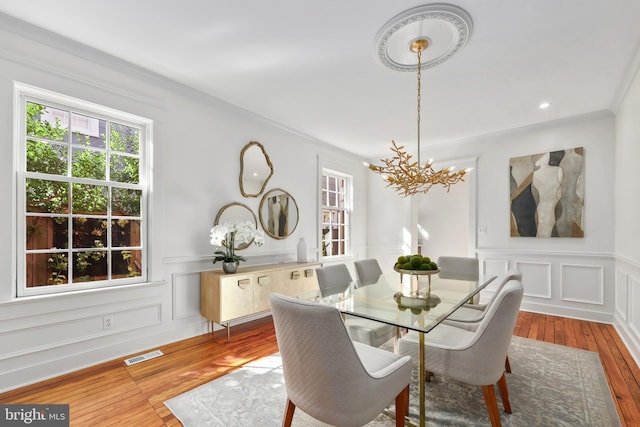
[354,258,383,286]
[483,269,522,308]
[269,293,378,425]
[462,279,524,385]
[437,256,479,281]
[315,264,352,297]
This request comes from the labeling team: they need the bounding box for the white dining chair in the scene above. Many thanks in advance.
[443,270,522,374]
[316,264,396,348]
[398,279,524,427]
[437,256,479,281]
[270,293,412,427]
[354,258,384,286]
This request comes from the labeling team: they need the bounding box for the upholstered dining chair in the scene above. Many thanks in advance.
[316,264,396,348]
[437,256,479,281]
[354,258,384,286]
[270,293,412,427]
[443,270,522,374]
[398,279,524,427]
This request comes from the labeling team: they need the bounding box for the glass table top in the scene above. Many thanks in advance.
[302,271,497,334]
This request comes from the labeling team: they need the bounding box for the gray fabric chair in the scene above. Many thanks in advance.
[316,264,396,347]
[354,258,384,286]
[398,279,524,427]
[437,256,479,281]
[270,293,412,427]
[443,270,523,374]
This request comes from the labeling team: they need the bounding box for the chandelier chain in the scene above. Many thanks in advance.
[367,38,469,196]
[416,47,422,166]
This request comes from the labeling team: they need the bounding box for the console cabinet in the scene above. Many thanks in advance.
[201,262,320,340]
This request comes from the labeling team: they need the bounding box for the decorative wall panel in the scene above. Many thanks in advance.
[615,270,629,321]
[514,261,552,299]
[172,272,202,320]
[560,264,604,305]
[510,147,584,237]
[631,276,640,337]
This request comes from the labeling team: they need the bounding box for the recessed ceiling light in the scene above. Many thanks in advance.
[539,102,551,109]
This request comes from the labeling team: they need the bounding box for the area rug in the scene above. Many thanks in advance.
[164,336,621,426]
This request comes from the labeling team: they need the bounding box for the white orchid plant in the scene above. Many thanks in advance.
[210,220,264,264]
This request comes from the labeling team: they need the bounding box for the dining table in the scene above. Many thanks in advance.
[301,269,497,427]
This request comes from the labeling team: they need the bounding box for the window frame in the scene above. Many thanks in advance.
[321,169,352,258]
[14,83,152,297]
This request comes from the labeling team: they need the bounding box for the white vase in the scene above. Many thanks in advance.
[297,238,308,262]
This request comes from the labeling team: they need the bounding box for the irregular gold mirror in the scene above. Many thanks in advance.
[259,188,299,240]
[214,202,257,250]
[240,141,273,197]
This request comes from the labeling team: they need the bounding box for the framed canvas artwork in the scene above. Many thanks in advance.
[510,147,584,237]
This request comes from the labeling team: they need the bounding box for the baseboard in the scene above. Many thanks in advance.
[520,301,615,324]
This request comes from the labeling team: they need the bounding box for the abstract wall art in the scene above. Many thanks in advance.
[510,147,584,237]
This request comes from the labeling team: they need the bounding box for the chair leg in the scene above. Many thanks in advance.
[282,398,296,427]
[504,355,511,373]
[497,373,512,414]
[482,385,502,427]
[425,370,433,382]
[395,385,410,427]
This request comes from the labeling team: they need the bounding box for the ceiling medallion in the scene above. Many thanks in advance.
[373,4,473,72]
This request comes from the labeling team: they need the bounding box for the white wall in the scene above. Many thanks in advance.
[614,63,640,366]
[0,16,368,391]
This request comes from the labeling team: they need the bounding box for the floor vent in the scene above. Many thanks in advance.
[124,349,164,366]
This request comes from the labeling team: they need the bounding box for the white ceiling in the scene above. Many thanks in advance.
[2,0,640,158]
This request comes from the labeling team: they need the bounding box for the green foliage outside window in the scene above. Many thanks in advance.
[25,102,143,287]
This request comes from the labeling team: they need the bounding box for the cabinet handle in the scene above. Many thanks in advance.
[290,271,300,280]
[237,278,251,289]
[257,275,271,286]
[304,269,314,278]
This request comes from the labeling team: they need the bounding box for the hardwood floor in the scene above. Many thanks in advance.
[1,312,639,426]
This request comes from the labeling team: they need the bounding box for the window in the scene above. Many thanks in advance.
[16,84,151,296]
[321,170,351,257]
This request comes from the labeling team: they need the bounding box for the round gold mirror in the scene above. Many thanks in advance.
[214,202,257,250]
[240,141,273,197]
[259,188,299,239]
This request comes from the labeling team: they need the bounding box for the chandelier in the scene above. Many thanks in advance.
[369,4,473,197]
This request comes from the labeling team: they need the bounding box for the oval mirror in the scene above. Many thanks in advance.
[259,188,299,240]
[214,202,257,250]
[240,141,273,197]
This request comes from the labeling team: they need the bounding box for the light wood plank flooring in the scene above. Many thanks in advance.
[1,312,639,426]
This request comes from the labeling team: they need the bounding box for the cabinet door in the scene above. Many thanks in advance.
[280,269,303,298]
[253,271,283,313]
[302,266,319,294]
[219,274,254,322]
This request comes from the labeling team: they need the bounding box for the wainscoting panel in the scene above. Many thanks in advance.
[514,261,552,299]
[613,258,640,369]
[561,264,604,305]
[615,270,629,321]
[1,304,161,360]
[172,272,202,320]
[478,250,614,324]
[631,275,640,338]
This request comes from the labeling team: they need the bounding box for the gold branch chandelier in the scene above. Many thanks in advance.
[369,4,474,197]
